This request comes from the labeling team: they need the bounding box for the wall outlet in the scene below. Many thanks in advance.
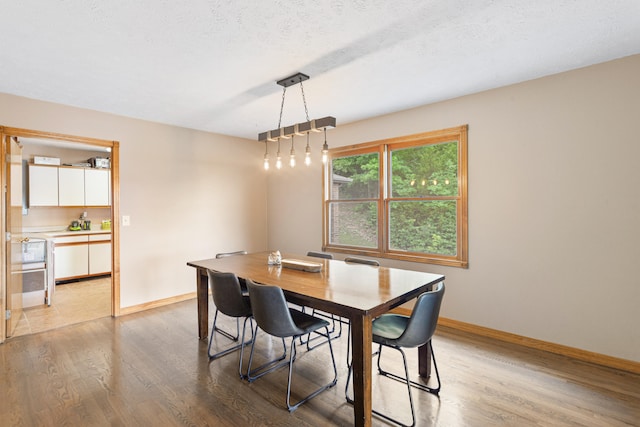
[122,215,131,226]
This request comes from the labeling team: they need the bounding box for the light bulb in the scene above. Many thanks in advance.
[289,138,296,167]
[276,155,282,169]
[263,141,269,170]
[321,128,329,164]
[305,134,311,166]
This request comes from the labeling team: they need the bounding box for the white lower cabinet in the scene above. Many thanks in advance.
[54,233,112,281]
[54,244,89,279]
[89,234,111,275]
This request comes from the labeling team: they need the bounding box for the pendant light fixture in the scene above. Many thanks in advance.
[258,72,335,170]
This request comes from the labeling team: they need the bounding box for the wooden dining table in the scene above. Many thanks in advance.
[187,252,445,427]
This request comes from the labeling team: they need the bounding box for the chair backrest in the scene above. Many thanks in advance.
[344,256,379,266]
[246,279,302,338]
[307,251,333,259]
[208,271,251,317]
[215,250,248,259]
[396,282,445,348]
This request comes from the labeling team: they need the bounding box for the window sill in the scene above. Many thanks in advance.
[323,246,468,268]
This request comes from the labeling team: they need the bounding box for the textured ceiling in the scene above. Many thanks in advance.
[1,1,639,140]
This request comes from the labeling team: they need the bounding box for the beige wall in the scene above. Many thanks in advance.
[0,94,268,308]
[2,55,638,362]
[267,55,640,362]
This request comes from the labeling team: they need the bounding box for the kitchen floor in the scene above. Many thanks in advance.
[11,276,111,337]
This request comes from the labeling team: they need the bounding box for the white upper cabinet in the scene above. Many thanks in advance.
[85,169,110,206]
[58,167,85,206]
[29,165,59,206]
[29,165,111,207]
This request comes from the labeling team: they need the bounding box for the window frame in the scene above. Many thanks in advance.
[322,125,468,268]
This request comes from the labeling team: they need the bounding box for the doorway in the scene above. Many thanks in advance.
[1,126,120,342]
[12,276,111,336]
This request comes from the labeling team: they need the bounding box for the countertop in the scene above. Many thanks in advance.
[42,229,111,237]
[20,226,111,240]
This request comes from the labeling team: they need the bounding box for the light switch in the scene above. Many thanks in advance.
[122,215,131,226]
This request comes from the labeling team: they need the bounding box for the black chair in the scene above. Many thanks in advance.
[345,282,445,427]
[301,251,345,349]
[343,256,380,363]
[306,251,333,259]
[215,250,248,258]
[212,251,248,340]
[207,271,254,377]
[245,279,338,412]
[344,256,380,266]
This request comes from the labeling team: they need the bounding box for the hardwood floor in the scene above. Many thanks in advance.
[1,298,638,426]
[11,276,111,337]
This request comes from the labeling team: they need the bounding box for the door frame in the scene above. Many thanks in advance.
[3,134,24,337]
[0,126,121,343]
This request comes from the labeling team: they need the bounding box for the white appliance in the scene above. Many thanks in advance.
[12,237,52,307]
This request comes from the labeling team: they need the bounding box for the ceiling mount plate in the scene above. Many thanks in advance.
[277,72,310,88]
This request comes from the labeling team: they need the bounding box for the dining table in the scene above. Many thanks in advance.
[187,251,445,427]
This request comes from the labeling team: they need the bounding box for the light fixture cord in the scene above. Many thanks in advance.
[299,80,311,122]
[277,86,287,129]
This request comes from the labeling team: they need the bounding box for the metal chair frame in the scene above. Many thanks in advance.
[345,282,444,427]
[343,257,380,363]
[245,279,338,412]
[300,251,345,349]
[207,271,255,379]
[211,251,248,341]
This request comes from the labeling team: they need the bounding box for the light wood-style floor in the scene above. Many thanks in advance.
[11,276,111,337]
[2,298,638,426]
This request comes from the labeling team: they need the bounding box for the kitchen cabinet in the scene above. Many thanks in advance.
[53,233,111,281]
[54,238,89,280]
[29,164,111,207]
[88,234,111,275]
[58,167,85,206]
[28,165,59,206]
[84,169,110,206]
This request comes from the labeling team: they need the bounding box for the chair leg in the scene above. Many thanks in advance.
[237,317,254,378]
[346,341,440,427]
[208,315,253,360]
[377,341,441,395]
[245,324,288,382]
[286,325,338,412]
[212,308,241,341]
[300,310,344,349]
[374,345,417,427]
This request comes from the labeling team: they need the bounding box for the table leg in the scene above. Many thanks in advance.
[350,314,373,427]
[196,268,209,340]
[418,340,432,378]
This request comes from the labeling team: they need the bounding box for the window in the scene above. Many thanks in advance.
[323,125,468,267]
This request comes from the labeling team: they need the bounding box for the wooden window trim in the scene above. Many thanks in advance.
[323,125,468,268]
